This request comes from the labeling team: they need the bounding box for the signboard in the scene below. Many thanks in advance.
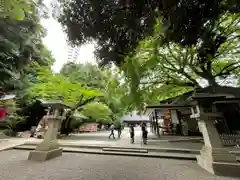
[170,110,179,124]
[79,123,98,132]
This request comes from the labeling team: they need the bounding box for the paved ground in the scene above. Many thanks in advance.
[2,127,239,153]
[20,127,202,151]
[0,150,239,180]
[21,127,240,152]
[59,127,203,150]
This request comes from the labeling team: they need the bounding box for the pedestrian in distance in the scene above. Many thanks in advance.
[108,123,115,139]
[117,123,122,139]
[141,122,148,145]
[129,124,135,143]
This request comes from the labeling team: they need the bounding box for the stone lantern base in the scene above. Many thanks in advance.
[28,139,63,161]
[197,147,240,177]
[28,148,63,162]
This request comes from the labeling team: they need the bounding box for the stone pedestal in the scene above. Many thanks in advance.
[28,112,62,161]
[197,117,240,177]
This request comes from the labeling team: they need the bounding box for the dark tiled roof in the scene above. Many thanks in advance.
[37,99,72,108]
[146,86,240,109]
[146,104,192,109]
[120,111,149,122]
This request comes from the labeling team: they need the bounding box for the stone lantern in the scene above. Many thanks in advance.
[189,94,240,177]
[28,100,70,161]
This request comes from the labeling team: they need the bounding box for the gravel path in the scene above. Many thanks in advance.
[0,150,239,180]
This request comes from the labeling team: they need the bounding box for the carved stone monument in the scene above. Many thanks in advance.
[190,94,240,177]
[28,100,69,161]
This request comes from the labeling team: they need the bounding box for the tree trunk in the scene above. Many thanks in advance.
[207,77,219,93]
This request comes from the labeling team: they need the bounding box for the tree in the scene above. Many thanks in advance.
[60,62,129,119]
[82,102,112,124]
[60,62,107,89]
[122,18,240,108]
[24,65,103,134]
[1,0,33,20]
[56,0,240,66]
[26,67,101,106]
[1,0,48,20]
[102,68,129,119]
[0,0,49,94]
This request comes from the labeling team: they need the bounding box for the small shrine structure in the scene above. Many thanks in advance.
[145,86,240,177]
[28,99,71,161]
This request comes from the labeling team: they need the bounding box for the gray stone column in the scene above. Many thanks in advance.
[197,113,240,177]
[28,108,63,161]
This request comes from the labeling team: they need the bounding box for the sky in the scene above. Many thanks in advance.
[40,0,96,72]
[40,0,237,87]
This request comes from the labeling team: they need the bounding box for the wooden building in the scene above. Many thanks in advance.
[145,86,240,137]
[145,86,240,177]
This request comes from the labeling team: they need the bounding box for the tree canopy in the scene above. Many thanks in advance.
[0,0,49,95]
[0,0,132,133]
[26,67,101,106]
[57,0,240,66]
[82,102,112,124]
[122,17,240,108]
[59,62,129,120]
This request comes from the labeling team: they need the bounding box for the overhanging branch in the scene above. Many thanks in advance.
[215,63,240,77]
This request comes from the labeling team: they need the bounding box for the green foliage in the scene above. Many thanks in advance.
[0,0,50,94]
[82,102,112,124]
[1,0,48,20]
[55,0,240,112]
[60,62,107,89]
[60,62,129,120]
[27,68,101,106]
[0,99,16,107]
[114,119,124,130]
[57,0,240,65]
[1,0,32,20]
[3,113,25,136]
[69,117,84,129]
[122,14,240,109]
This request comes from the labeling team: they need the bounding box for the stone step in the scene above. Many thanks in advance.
[102,148,148,153]
[23,142,200,154]
[13,145,197,160]
[149,136,202,141]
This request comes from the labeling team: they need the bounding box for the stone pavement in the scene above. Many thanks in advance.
[0,150,238,180]
[0,138,25,152]
[20,127,240,153]
[21,127,202,151]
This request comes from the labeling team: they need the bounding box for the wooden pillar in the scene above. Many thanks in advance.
[150,113,154,133]
[154,110,160,136]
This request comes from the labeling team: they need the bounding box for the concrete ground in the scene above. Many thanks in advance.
[21,127,240,152]
[0,150,239,180]
[20,127,202,151]
[60,127,203,148]
[0,127,239,179]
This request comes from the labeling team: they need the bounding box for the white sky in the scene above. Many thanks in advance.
[41,0,96,72]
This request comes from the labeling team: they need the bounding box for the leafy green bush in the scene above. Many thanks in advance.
[70,118,84,129]
[0,121,7,130]
[3,114,25,137]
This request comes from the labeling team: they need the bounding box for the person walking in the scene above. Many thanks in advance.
[129,124,135,143]
[141,122,148,145]
[108,123,115,139]
[117,123,122,138]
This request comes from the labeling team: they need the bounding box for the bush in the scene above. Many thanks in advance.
[70,118,84,129]
[3,114,25,137]
[0,121,7,130]
[3,129,17,137]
